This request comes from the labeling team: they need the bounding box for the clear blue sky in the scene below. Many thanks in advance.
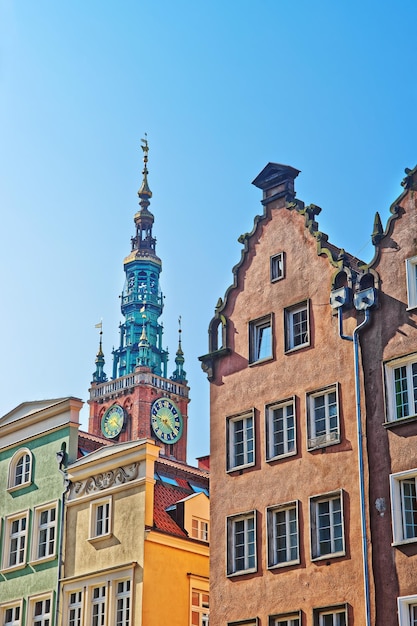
[1,1,417,462]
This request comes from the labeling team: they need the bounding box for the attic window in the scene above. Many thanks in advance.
[189,483,209,496]
[154,472,179,487]
[271,252,285,282]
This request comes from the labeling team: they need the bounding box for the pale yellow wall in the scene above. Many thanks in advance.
[182,492,210,539]
[65,483,147,577]
[61,441,160,626]
[142,534,209,626]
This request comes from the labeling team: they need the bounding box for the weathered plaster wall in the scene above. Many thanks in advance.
[362,186,417,623]
[210,199,368,625]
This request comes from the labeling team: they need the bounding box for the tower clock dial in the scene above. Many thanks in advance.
[101,404,125,439]
[151,398,183,444]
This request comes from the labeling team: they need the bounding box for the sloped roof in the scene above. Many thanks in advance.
[152,458,209,538]
[152,481,190,537]
[0,397,77,427]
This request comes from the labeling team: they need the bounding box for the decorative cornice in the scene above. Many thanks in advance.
[70,462,140,498]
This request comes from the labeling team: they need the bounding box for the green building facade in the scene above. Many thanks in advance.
[0,398,82,626]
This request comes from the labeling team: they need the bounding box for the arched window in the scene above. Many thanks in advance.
[209,315,227,353]
[8,448,32,490]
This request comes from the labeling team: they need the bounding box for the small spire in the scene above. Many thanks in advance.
[171,316,187,384]
[138,134,152,210]
[137,307,151,368]
[371,212,384,245]
[92,321,107,383]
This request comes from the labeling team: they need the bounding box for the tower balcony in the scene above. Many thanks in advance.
[89,370,189,402]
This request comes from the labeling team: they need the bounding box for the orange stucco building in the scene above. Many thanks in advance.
[201,163,417,625]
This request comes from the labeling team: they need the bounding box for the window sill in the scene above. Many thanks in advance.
[406,304,417,312]
[311,550,345,562]
[267,559,300,570]
[1,562,27,574]
[266,450,297,463]
[392,537,417,548]
[30,554,57,566]
[307,434,340,451]
[384,415,417,428]
[87,532,113,545]
[226,462,255,474]
[248,356,273,367]
[285,342,310,354]
[227,567,257,578]
[7,481,32,494]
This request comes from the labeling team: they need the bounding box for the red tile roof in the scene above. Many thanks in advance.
[152,482,189,537]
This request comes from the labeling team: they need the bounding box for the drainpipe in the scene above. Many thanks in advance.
[338,306,371,626]
[55,445,70,626]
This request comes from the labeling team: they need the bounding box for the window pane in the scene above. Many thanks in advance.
[394,366,409,419]
[401,479,417,539]
[257,324,271,360]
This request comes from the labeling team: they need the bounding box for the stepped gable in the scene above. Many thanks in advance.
[215,163,365,317]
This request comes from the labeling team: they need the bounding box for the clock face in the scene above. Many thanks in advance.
[151,398,183,444]
[101,404,125,439]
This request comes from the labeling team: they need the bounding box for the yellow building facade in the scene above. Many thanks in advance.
[60,439,209,626]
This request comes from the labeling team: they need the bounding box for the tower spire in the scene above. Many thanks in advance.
[171,316,187,384]
[138,134,152,210]
[111,138,168,379]
[92,322,107,383]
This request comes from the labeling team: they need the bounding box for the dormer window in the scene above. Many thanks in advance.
[8,448,33,491]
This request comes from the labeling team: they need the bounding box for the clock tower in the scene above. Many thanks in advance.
[88,139,189,462]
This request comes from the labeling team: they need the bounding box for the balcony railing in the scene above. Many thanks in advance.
[90,371,189,400]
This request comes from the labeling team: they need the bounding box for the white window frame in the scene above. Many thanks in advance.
[310,491,345,561]
[266,501,299,569]
[385,355,417,422]
[269,612,301,626]
[31,502,58,563]
[91,585,106,626]
[2,511,29,572]
[190,589,209,626]
[271,252,285,282]
[28,594,52,626]
[7,448,32,491]
[227,411,255,471]
[314,605,347,625]
[226,511,257,576]
[0,601,23,626]
[89,497,112,542]
[115,580,131,626]
[68,590,83,626]
[307,384,340,450]
[284,301,310,352]
[265,397,296,461]
[390,468,417,545]
[191,517,209,542]
[398,594,417,626]
[63,571,133,626]
[406,256,417,310]
[249,315,273,364]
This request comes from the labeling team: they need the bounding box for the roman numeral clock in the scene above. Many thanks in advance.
[150,398,183,444]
